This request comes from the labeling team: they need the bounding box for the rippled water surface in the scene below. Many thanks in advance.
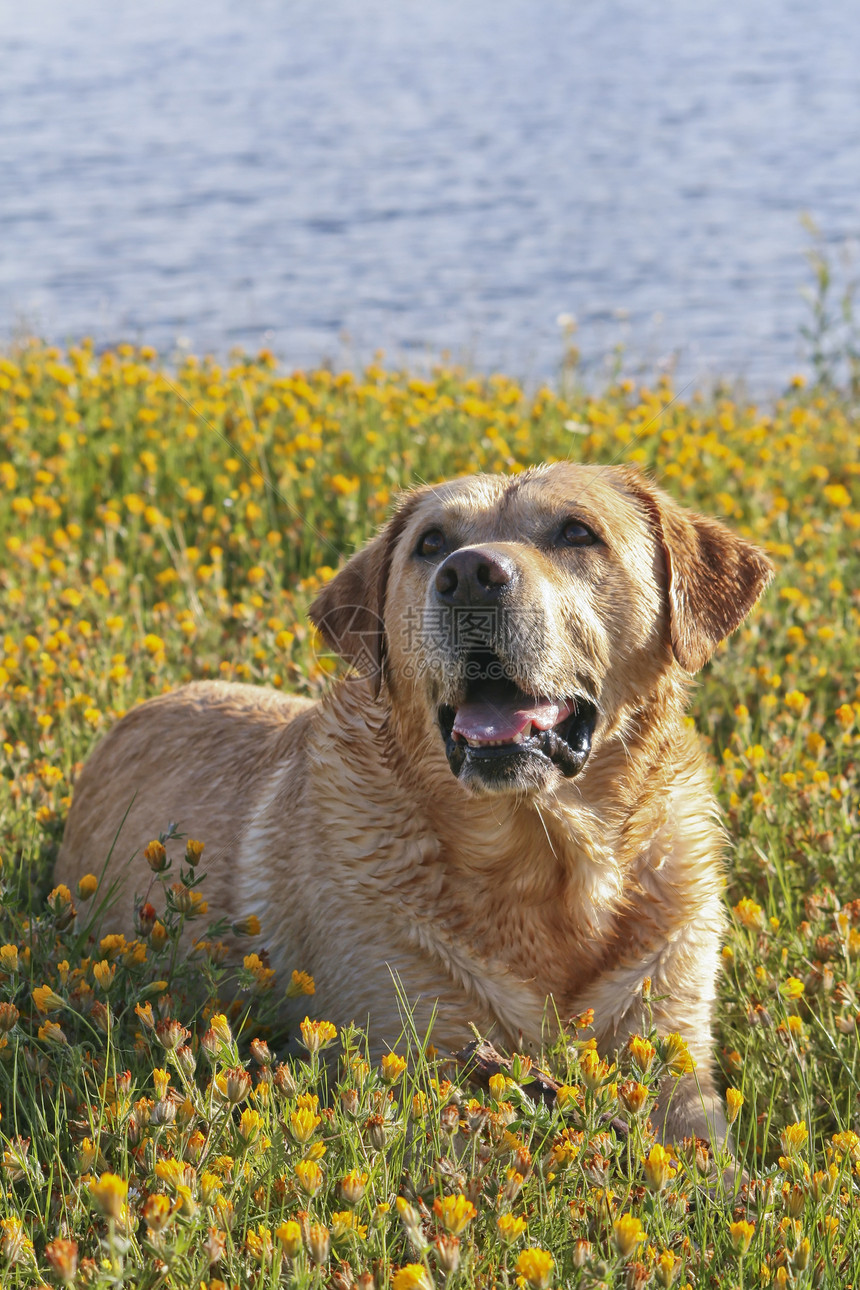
[3,0,859,386]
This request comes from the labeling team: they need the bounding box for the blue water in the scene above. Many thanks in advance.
[2,0,859,388]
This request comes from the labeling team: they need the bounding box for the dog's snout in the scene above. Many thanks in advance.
[434,548,517,605]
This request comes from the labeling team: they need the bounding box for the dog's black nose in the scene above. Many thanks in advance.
[434,548,517,605]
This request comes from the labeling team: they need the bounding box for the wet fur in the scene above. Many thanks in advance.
[55,463,773,1144]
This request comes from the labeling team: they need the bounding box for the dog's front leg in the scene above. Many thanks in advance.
[652,1064,729,1149]
[584,928,732,1152]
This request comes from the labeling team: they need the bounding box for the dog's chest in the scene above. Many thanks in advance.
[376,833,630,1041]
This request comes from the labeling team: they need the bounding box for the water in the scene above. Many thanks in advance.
[2,0,859,389]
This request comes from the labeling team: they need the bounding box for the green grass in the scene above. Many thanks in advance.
[0,339,858,1287]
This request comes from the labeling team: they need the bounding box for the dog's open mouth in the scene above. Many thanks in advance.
[438,650,598,782]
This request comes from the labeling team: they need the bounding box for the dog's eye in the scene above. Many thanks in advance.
[416,528,446,558]
[559,520,597,548]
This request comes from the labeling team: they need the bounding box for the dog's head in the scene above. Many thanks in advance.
[310,464,773,796]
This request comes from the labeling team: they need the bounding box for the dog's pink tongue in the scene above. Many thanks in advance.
[453,683,573,741]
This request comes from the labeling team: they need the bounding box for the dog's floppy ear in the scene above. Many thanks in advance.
[626,472,774,674]
[308,490,425,695]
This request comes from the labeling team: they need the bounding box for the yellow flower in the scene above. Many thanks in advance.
[555,1083,580,1108]
[784,689,807,714]
[489,1072,510,1100]
[729,1219,755,1254]
[242,953,275,989]
[628,1035,656,1072]
[47,883,72,911]
[143,1194,173,1233]
[295,1158,324,1196]
[733,898,764,930]
[330,1210,367,1242]
[340,1169,368,1205]
[245,1224,273,1265]
[0,1216,35,1265]
[33,984,64,1013]
[832,1130,860,1162]
[380,1051,407,1082]
[232,914,261,936]
[200,1172,223,1204]
[642,1144,677,1192]
[155,1158,189,1190]
[289,1105,321,1143]
[99,933,128,958]
[579,1046,613,1090]
[209,1013,233,1046]
[238,1107,263,1144]
[77,873,98,900]
[93,960,115,991]
[725,1087,744,1125]
[515,1248,555,1289]
[89,1172,128,1220]
[299,1016,337,1053]
[392,1265,434,1290]
[0,945,19,973]
[659,1033,696,1076]
[783,977,805,1000]
[144,839,168,872]
[497,1213,527,1243]
[655,1250,679,1288]
[780,1122,808,1155]
[433,1194,477,1234]
[306,1223,330,1263]
[823,483,851,508]
[612,1214,646,1258]
[276,1220,303,1257]
[618,1080,649,1114]
[184,838,205,866]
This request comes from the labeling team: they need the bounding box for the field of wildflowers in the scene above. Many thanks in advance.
[0,339,858,1288]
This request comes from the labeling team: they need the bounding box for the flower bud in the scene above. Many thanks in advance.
[156,1018,189,1051]
[77,874,98,901]
[439,1103,460,1135]
[340,1169,368,1205]
[0,1002,19,1032]
[273,1061,298,1097]
[175,1044,197,1079]
[221,1065,250,1103]
[90,1001,112,1033]
[306,1223,330,1264]
[250,1037,272,1066]
[136,903,157,936]
[185,839,205,867]
[434,1234,461,1276]
[204,1227,227,1266]
[44,1238,78,1284]
[340,1088,361,1118]
[572,1239,591,1269]
[144,840,168,872]
[365,1113,387,1151]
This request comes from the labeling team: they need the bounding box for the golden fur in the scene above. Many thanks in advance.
[56,463,773,1143]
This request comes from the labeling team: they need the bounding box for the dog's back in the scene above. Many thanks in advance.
[55,681,314,924]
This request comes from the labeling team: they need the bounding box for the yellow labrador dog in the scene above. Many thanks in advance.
[56,463,772,1144]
